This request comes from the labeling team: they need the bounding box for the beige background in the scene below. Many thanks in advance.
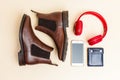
[0,0,120,80]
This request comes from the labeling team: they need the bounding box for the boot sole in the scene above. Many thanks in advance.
[18,14,27,65]
[61,11,68,61]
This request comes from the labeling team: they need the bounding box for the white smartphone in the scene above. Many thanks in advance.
[71,40,84,66]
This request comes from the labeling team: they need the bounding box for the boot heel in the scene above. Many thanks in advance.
[62,11,69,28]
[18,50,25,65]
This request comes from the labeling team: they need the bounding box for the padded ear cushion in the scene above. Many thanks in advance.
[88,35,103,45]
[74,20,83,35]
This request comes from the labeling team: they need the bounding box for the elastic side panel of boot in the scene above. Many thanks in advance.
[31,44,50,59]
[39,18,56,31]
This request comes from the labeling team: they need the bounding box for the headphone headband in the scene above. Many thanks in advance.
[77,11,107,38]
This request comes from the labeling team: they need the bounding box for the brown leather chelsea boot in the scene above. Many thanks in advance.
[18,14,57,66]
[31,10,68,61]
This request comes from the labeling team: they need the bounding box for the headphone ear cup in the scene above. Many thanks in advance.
[74,20,83,35]
[88,35,103,45]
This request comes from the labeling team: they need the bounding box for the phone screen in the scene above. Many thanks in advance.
[72,41,84,66]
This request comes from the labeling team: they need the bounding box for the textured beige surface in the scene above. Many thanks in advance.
[0,0,120,80]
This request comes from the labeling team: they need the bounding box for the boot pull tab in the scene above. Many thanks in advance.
[51,63,58,66]
[31,10,39,14]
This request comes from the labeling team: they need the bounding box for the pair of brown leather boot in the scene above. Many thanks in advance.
[18,10,68,66]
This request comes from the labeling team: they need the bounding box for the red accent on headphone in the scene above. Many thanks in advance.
[74,11,107,45]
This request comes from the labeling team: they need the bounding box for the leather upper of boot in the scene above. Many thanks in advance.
[21,14,54,64]
[35,12,65,60]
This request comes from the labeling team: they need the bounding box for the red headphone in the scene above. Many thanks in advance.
[74,11,107,45]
